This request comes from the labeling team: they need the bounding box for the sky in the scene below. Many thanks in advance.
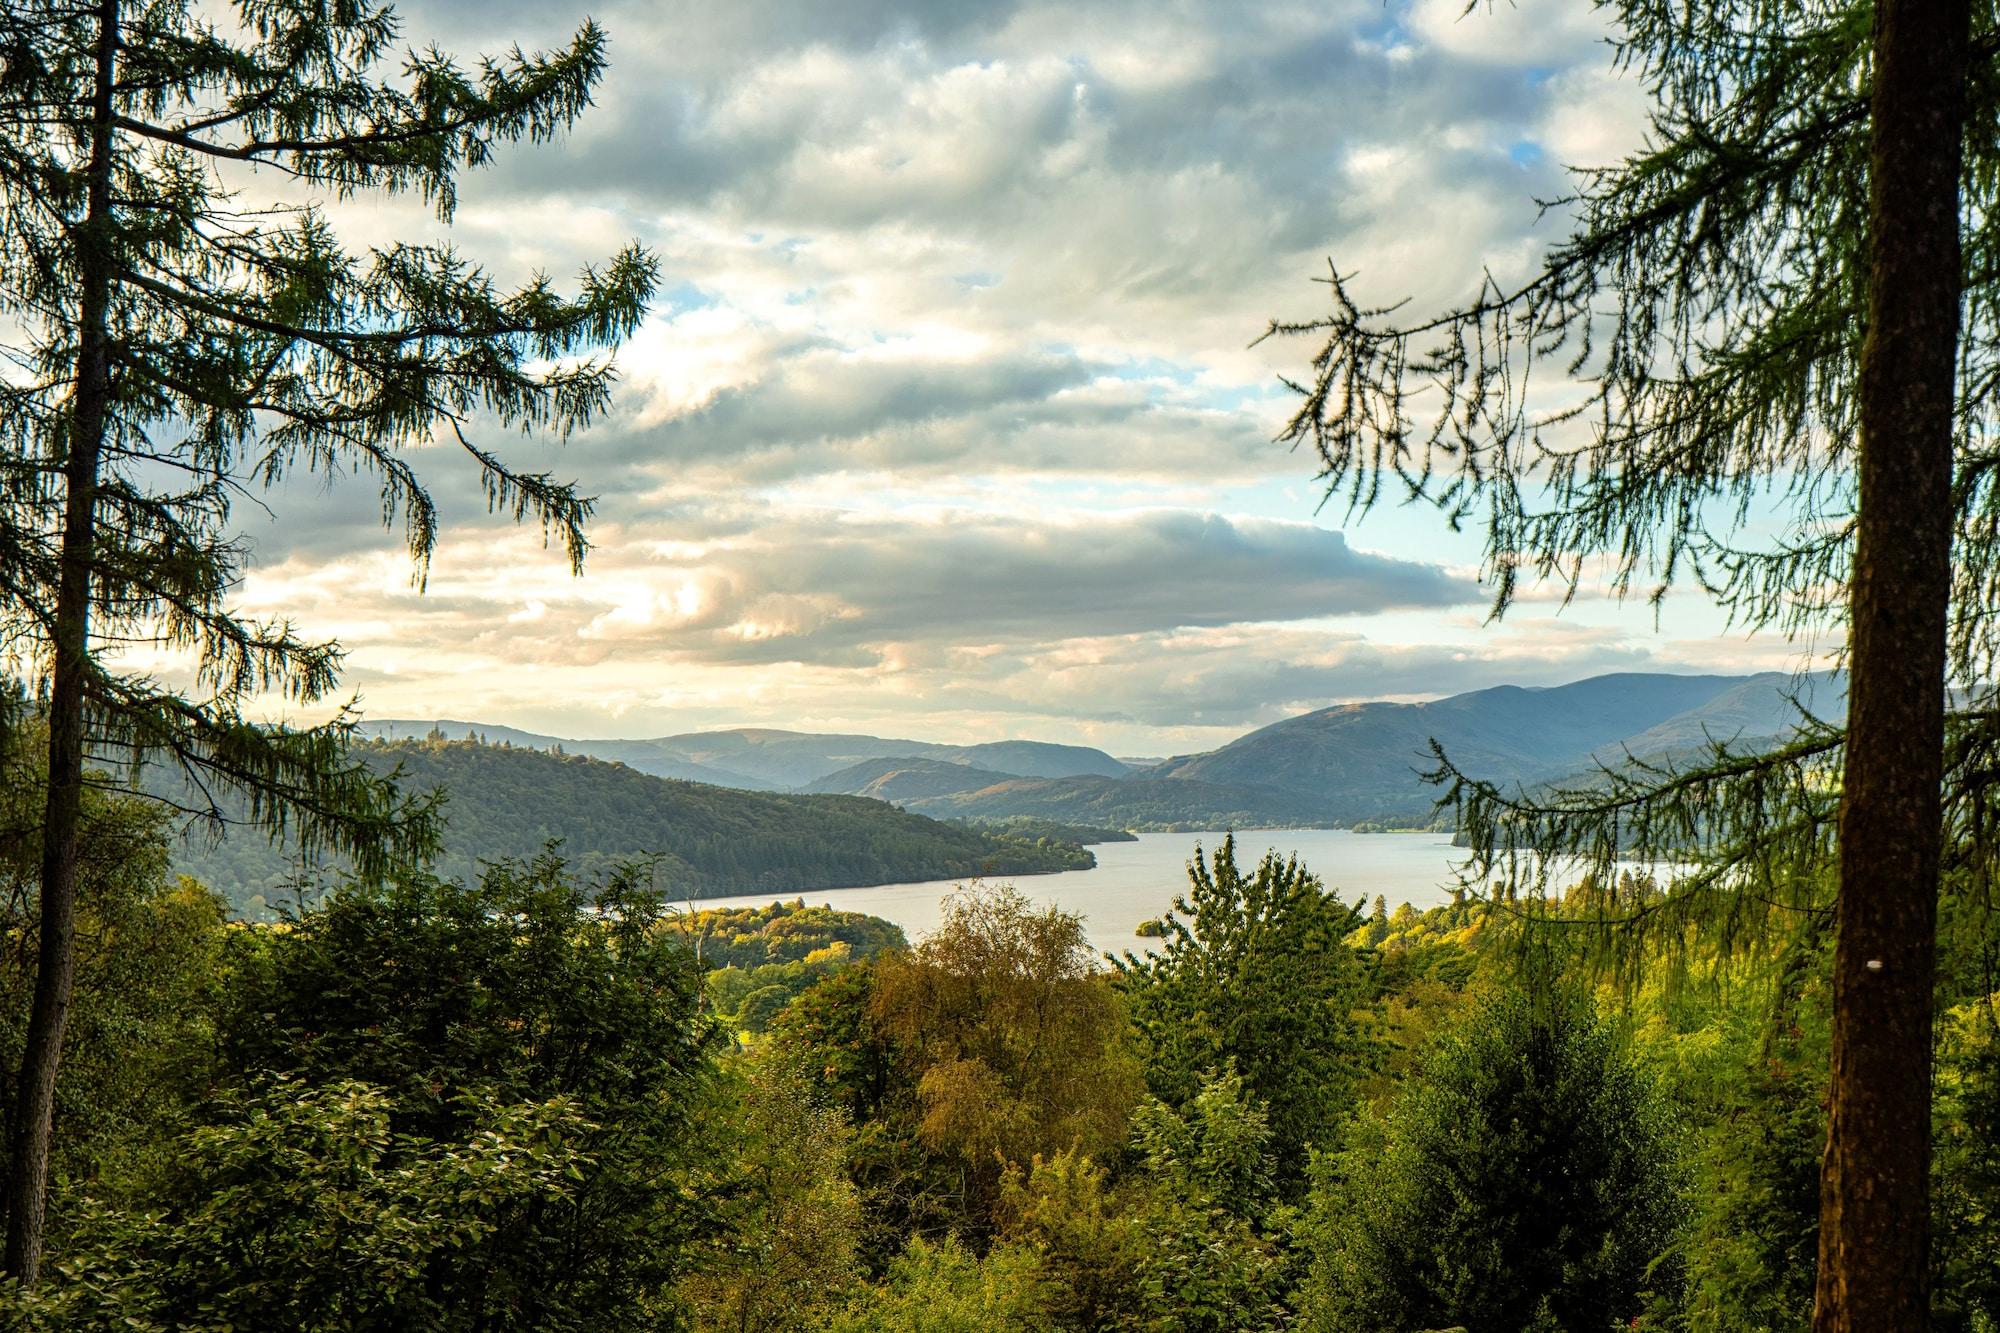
[229,0,1824,756]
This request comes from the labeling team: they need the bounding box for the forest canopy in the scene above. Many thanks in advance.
[157,738,1094,917]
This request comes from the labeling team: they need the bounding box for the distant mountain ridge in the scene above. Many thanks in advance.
[803,670,1843,828]
[360,721,1130,790]
[799,757,1021,802]
[368,670,1843,834]
[1138,669,1844,824]
[169,738,1096,919]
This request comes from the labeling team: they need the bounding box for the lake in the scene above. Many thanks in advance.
[686,828,1479,954]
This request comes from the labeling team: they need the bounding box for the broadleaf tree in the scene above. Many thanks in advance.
[0,0,655,1280]
[1113,836,1369,1188]
[1269,0,1983,1326]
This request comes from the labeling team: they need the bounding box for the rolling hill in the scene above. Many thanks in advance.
[358,670,1845,839]
[1139,670,1843,824]
[360,721,1129,790]
[894,773,1330,830]
[167,738,1095,919]
[799,756,1021,802]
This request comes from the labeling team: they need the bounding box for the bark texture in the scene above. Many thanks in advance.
[5,0,119,1284]
[1814,0,1970,1327]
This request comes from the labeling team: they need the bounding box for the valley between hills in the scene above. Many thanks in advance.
[174,669,1840,916]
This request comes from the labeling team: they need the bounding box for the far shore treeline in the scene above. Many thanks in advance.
[158,736,1095,919]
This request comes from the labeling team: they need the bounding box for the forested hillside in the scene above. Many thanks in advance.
[367,721,1131,789]
[903,772,1329,830]
[799,756,1019,801]
[947,816,1139,845]
[165,738,1092,917]
[21,780,1998,1331]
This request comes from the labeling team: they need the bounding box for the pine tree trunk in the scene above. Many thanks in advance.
[5,0,120,1285]
[1813,0,1969,1327]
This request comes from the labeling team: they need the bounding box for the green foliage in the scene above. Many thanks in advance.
[1934,993,2000,1333]
[997,1151,1147,1331]
[1656,969,1828,1333]
[681,1054,863,1332]
[770,963,902,1127]
[768,887,1139,1259]
[3,1080,594,1332]
[826,1236,1056,1333]
[1115,836,1368,1185]
[0,725,228,1224]
[0,0,655,871]
[675,900,908,1033]
[951,817,1139,845]
[869,887,1140,1228]
[992,1071,1292,1333]
[736,981,798,1035]
[166,738,1092,915]
[766,961,945,1268]
[213,852,720,1329]
[671,900,910,971]
[1304,985,1685,1333]
[1126,1072,1291,1333]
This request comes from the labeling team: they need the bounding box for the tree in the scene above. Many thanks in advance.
[995,1073,1292,1333]
[1,1079,596,1332]
[1302,985,1685,1333]
[866,885,1139,1236]
[215,853,720,1329]
[0,0,655,1278]
[1113,836,1368,1185]
[825,1236,1056,1333]
[0,717,226,1231]
[679,1053,864,1333]
[1268,0,1983,1323]
[1124,1071,1290,1333]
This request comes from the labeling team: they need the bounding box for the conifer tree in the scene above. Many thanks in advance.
[1271,0,1981,1325]
[0,0,653,1279]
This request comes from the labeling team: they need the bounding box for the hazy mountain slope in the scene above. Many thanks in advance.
[1135,671,1840,825]
[937,741,1129,779]
[801,757,1022,801]
[1153,674,1754,794]
[629,728,937,788]
[360,671,1843,835]
[362,719,771,788]
[167,739,1094,918]
[644,729,1129,787]
[902,774,1327,830]
[1609,671,1846,760]
[365,722,1127,789]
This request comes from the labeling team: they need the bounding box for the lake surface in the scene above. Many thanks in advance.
[687,829,1478,955]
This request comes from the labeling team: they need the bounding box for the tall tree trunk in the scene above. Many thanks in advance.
[5,0,119,1285]
[1813,0,1969,1327]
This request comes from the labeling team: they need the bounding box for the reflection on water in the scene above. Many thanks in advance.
[684,829,1485,955]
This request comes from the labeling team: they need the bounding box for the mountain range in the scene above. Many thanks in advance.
[369,669,1842,833]
[167,739,1098,919]
[360,720,1131,790]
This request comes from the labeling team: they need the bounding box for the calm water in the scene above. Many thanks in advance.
[686,829,1478,955]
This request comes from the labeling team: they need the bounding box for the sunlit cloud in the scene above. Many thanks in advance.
[223,0,1764,751]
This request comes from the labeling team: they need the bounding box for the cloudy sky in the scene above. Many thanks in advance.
[232,0,1816,755]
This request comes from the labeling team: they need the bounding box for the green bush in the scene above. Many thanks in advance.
[210,852,721,1329]
[1305,985,1685,1333]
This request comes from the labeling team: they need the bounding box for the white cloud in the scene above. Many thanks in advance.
[205,0,1799,751]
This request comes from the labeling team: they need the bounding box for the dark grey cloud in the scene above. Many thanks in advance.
[579,345,1277,489]
[663,348,1092,451]
[553,510,1482,666]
